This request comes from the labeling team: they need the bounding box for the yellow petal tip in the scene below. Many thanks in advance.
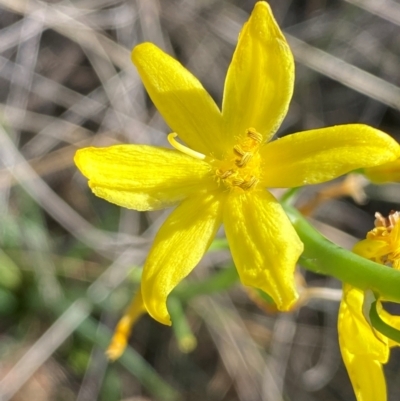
[151,312,172,327]
[250,0,286,42]
[73,148,86,175]
[131,42,155,67]
[73,147,98,179]
[254,1,271,12]
[276,291,299,312]
[106,333,127,361]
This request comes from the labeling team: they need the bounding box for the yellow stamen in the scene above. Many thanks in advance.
[246,128,263,143]
[240,176,259,190]
[216,169,233,179]
[106,288,146,361]
[233,144,245,157]
[232,178,245,186]
[236,152,253,167]
[214,128,263,191]
[168,133,207,160]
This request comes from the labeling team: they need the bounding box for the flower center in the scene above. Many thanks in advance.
[167,128,263,192]
[215,128,262,191]
[373,211,400,233]
[368,211,400,267]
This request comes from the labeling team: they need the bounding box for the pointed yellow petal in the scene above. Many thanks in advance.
[338,285,388,400]
[340,354,387,401]
[260,125,400,188]
[141,194,223,325]
[352,239,391,261]
[390,220,400,256]
[106,288,146,361]
[222,2,294,145]
[223,190,303,311]
[132,43,224,157]
[338,285,388,361]
[75,145,215,211]
[364,158,400,183]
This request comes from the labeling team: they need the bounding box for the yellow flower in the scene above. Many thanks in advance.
[339,212,400,401]
[354,211,400,268]
[75,1,399,329]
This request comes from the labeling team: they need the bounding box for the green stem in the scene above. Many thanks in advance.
[174,265,239,301]
[284,205,400,303]
[168,296,197,353]
[126,264,239,303]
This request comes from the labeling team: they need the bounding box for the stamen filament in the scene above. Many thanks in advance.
[168,133,207,160]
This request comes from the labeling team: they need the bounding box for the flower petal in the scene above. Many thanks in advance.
[106,288,146,361]
[222,2,294,145]
[141,194,223,325]
[364,158,400,183]
[261,125,400,188]
[223,189,303,311]
[340,354,387,401]
[338,285,388,401]
[352,239,391,262]
[132,43,224,157]
[75,145,215,211]
[338,284,388,360]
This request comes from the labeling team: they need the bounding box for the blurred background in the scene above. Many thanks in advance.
[1,0,400,400]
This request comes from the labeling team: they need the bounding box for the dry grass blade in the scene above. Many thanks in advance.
[0,125,142,256]
[194,294,283,401]
[287,34,400,111]
[210,5,400,111]
[0,299,92,401]
[344,0,400,27]
[0,0,132,70]
[0,246,147,401]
